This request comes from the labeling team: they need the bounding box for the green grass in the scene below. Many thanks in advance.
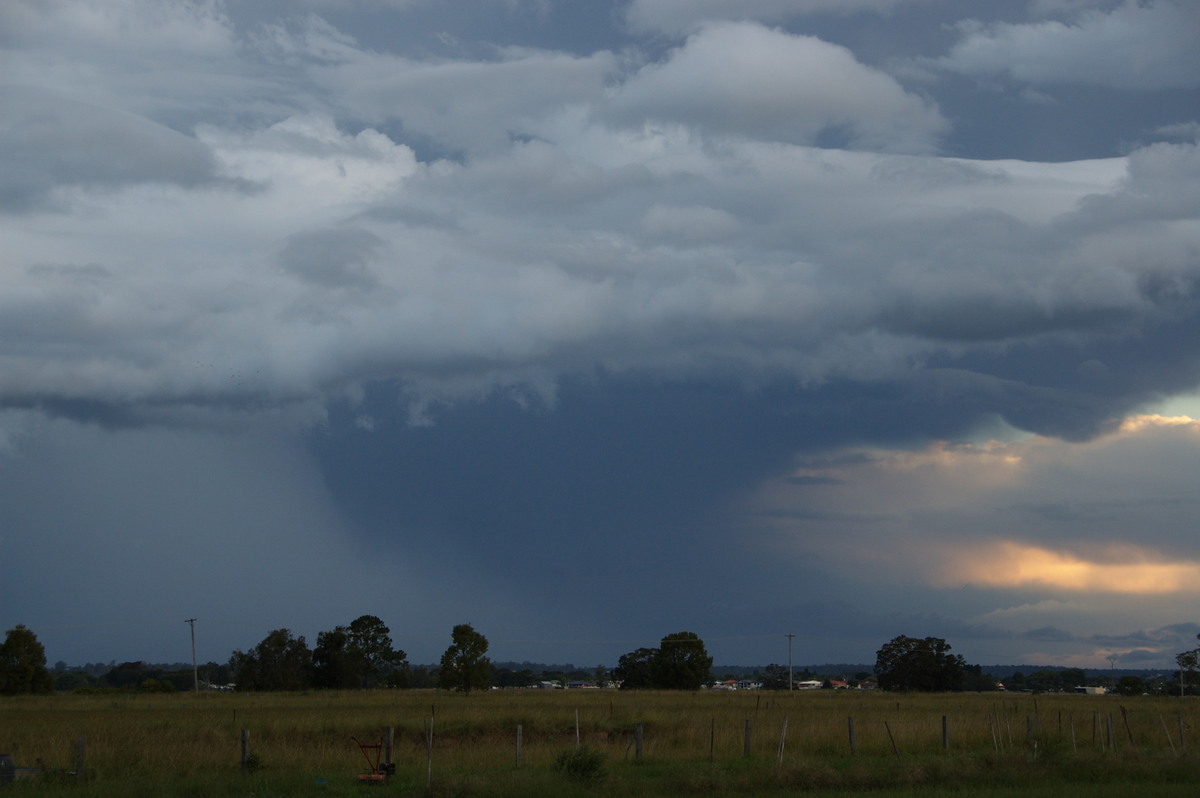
[3,690,1200,795]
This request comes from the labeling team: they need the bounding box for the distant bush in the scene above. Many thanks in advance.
[554,746,606,783]
[140,678,177,693]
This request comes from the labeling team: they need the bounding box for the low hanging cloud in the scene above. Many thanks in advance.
[743,414,1200,663]
[752,414,1200,594]
[935,1,1200,90]
[625,0,919,35]
[940,542,1200,594]
[607,22,947,153]
[0,88,221,212]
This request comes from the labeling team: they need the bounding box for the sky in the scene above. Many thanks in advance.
[2,0,1200,673]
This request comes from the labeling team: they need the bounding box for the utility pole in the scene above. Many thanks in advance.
[185,618,199,692]
[785,634,796,691]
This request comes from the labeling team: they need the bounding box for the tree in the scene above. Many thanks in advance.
[614,633,713,690]
[312,615,408,689]
[614,647,657,690]
[1114,675,1146,696]
[312,627,357,689]
[230,628,313,691]
[759,663,791,691]
[347,614,406,688]
[874,635,967,692]
[0,625,53,695]
[651,631,712,690]
[1178,649,1200,695]
[439,624,491,694]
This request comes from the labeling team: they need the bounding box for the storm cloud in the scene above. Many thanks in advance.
[2,0,1199,670]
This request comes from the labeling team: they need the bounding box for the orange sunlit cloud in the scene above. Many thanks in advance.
[938,542,1200,594]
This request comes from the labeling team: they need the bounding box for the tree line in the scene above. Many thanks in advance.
[7,622,1200,695]
[229,617,493,694]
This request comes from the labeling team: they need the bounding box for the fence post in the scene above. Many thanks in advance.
[942,715,949,750]
[634,724,644,760]
[775,716,788,768]
[426,716,434,787]
[848,716,857,755]
[743,719,752,758]
[1119,706,1137,753]
[700,715,710,768]
[385,727,394,771]
[575,709,581,748]
[74,735,86,783]
[1160,714,1177,755]
[240,729,250,773]
[884,721,900,759]
[516,724,523,766]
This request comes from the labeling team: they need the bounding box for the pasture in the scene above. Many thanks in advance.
[3,689,1200,796]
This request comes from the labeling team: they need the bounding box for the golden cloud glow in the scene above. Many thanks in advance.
[1118,413,1200,433]
[941,542,1200,594]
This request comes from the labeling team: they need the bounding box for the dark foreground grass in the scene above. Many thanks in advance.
[4,690,1200,796]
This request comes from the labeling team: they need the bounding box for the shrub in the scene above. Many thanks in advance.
[554,746,607,783]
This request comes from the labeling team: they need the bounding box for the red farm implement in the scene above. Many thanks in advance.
[351,737,395,784]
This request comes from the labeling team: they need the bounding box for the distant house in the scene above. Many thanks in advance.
[828,679,849,689]
[1074,686,1107,695]
[566,681,599,689]
[796,680,823,690]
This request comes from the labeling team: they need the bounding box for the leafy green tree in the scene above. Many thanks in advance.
[1114,675,1146,696]
[315,615,408,689]
[614,647,657,689]
[1178,650,1200,694]
[961,664,1001,692]
[759,663,791,690]
[874,635,967,692]
[0,625,53,695]
[651,631,713,690]
[312,627,357,689]
[439,624,491,694]
[1059,668,1088,691]
[348,615,406,687]
[230,628,313,691]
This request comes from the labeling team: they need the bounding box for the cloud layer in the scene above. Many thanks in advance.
[2,0,1199,669]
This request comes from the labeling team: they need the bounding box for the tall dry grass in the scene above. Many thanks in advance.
[3,689,1200,795]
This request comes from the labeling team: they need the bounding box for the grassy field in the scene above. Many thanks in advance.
[3,689,1200,796]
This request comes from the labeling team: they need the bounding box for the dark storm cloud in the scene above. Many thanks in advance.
[2,0,1199,668]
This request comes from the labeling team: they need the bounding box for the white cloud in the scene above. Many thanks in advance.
[0,88,220,211]
[936,1,1200,90]
[607,22,947,153]
[641,204,740,244]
